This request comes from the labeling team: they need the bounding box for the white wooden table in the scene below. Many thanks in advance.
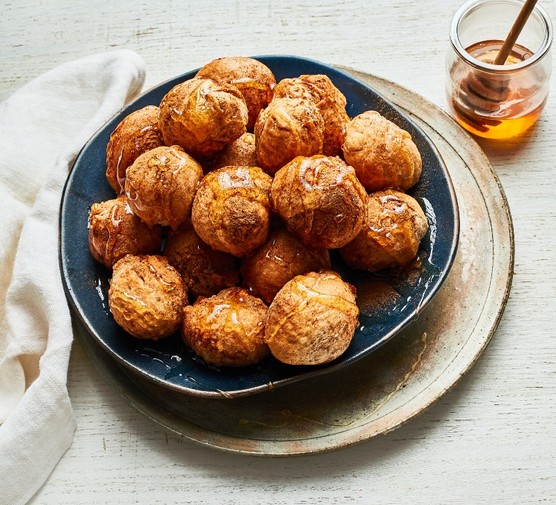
[2,1,555,503]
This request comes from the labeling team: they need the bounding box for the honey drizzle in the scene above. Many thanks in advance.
[451,39,542,138]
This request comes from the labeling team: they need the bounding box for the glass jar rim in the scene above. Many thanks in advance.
[450,0,553,72]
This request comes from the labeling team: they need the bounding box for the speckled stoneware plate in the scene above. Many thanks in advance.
[60,56,459,398]
[72,67,514,457]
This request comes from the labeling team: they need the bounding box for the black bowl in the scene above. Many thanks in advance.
[59,55,459,398]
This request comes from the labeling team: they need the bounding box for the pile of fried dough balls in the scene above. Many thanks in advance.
[88,56,429,368]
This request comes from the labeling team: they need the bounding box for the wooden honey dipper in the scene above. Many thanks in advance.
[462,0,538,113]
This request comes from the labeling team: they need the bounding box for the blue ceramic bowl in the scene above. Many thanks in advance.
[60,56,459,398]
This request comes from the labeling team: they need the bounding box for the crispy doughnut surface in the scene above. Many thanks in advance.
[342,110,422,192]
[241,226,331,304]
[340,189,429,272]
[205,132,257,172]
[254,97,324,174]
[109,255,187,340]
[88,195,162,268]
[191,165,272,257]
[196,56,276,132]
[164,223,240,300]
[270,155,366,249]
[159,77,248,160]
[125,145,202,229]
[182,287,269,367]
[265,271,359,365]
[273,74,349,156]
[105,105,164,194]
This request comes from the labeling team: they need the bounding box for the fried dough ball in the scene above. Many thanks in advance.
[271,155,367,249]
[205,132,257,172]
[241,227,331,304]
[191,165,272,257]
[265,271,359,365]
[105,105,164,194]
[182,287,269,367]
[125,145,203,229]
[196,56,276,131]
[254,97,324,174]
[340,189,429,272]
[109,255,187,340]
[88,196,163,269]
[164,223,240,299]
[273,74,349,156]
[342,111,422,192]
[159,77,248,160]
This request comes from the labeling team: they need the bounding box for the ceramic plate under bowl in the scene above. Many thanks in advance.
[59,55,459,398]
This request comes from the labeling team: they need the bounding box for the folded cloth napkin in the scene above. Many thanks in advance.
[0,50,146,505]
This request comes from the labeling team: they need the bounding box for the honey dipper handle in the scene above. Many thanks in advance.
[494,0,538,64]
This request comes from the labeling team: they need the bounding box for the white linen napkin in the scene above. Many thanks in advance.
[0,49,146,505]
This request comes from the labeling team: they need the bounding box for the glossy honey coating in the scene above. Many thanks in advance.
[105,105,164,194]
[159,77,248,160]
[90,63,433,370]
[88,196,163,269]
[254,97,324,175]
[108,255,187,340]
[270,155,367,249]
[125,145,203,229]
[164,223,240,300]
[241,227,331,304]
[196,56,276,131]
[342,111,422,192]
[264,271,359,365]
[340,189,429,272]
[204,132,257,172]
[182,287,269,367]
[273,74,349,156]
[191,165,272,257]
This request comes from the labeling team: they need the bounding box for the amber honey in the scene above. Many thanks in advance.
[449,39,547,139]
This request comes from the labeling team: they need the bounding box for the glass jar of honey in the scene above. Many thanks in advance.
[446,0,552,139]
